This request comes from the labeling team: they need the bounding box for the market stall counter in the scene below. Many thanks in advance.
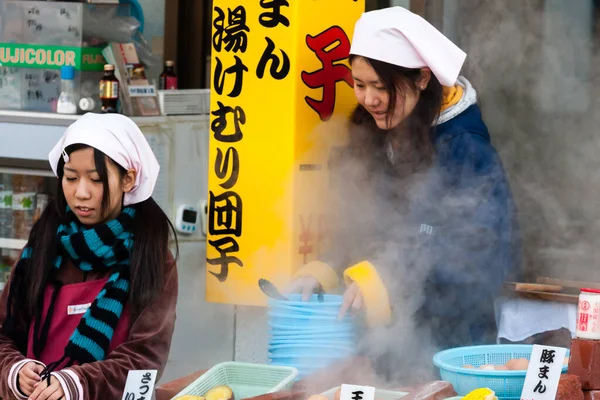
[155,358,460,400]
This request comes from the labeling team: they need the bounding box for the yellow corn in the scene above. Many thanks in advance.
[462,388,497,400]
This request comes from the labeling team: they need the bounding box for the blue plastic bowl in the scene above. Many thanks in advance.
[268,311,349,320]
[268,327,355,338]
[270,332,355,339]
[269,334,357,345]
[267,293,358,380]
[269,320,354,330]
[268,294,344,307]
[268,313,354,329]
[269,304,340,317]
[268,322,355,334]
[269,329,356,338]
[433,344,570,399]
[269,337,356,346]
[268,343,355,356]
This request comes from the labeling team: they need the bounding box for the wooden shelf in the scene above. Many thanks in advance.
[0,238,26,250]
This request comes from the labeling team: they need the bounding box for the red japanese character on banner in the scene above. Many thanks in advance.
[301,26,354,121]
[298,214,314,264]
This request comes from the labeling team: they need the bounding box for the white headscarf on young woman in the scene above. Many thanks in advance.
[350,6,467,86]
[48,113,160,206]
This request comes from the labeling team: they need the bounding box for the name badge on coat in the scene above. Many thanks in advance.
[67,303,91,315]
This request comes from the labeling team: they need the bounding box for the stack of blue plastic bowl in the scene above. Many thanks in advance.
[267,294,358,379]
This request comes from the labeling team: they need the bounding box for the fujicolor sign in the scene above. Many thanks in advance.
[0,43,105,71]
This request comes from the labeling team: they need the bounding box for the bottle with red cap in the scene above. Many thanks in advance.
[577,288,600,339]
[159,60,178,90]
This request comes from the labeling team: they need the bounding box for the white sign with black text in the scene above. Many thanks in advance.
[128,85,157,97]
[121,369,158,400]
[340,384,375,400]
[520,345,567,400]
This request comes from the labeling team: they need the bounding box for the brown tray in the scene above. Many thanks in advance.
[504,289,579,304]
[501,277,600,304]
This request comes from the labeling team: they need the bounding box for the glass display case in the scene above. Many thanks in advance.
[0,168,55,289]
[0,1,130,113]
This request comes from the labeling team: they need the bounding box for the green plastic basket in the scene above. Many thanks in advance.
[171,362,298,400]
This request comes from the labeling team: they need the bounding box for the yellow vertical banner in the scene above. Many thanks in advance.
[207,0,365,306]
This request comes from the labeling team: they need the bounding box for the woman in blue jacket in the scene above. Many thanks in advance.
[288,6,521,381]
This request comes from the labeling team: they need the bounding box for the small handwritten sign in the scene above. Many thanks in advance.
[340,384,375,400]
[121,370,157,400]
[520,345,567,400]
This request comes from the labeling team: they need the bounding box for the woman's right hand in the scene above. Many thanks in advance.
[284,276,320,301]
[18,361,44,395]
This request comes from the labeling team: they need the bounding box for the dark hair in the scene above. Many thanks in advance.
[347,55,444,173]
[15,144,178,330]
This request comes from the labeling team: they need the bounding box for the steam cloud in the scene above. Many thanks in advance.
[307,0,600,387]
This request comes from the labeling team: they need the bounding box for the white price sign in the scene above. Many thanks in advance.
[340,384,375,400]
[520,345,567,400]
[121,369,157,400]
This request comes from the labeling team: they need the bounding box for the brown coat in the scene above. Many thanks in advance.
[0,254,178,400]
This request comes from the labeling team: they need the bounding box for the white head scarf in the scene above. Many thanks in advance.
[48,113,160,206]
[349,6,467,86]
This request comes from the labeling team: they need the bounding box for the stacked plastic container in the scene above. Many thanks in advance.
[267,294,358,379]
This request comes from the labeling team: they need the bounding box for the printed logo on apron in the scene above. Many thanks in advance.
[419,223,436,236]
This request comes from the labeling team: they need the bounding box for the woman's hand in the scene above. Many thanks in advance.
[338,282,364,320]
[17,361,43,396]
[284,276,320,301]
[29,375,64,400]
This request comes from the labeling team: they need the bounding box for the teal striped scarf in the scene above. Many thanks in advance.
[9,206,135,371]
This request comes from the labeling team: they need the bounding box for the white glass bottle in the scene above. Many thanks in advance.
[577,288,600,340]
[57,66,78,115]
